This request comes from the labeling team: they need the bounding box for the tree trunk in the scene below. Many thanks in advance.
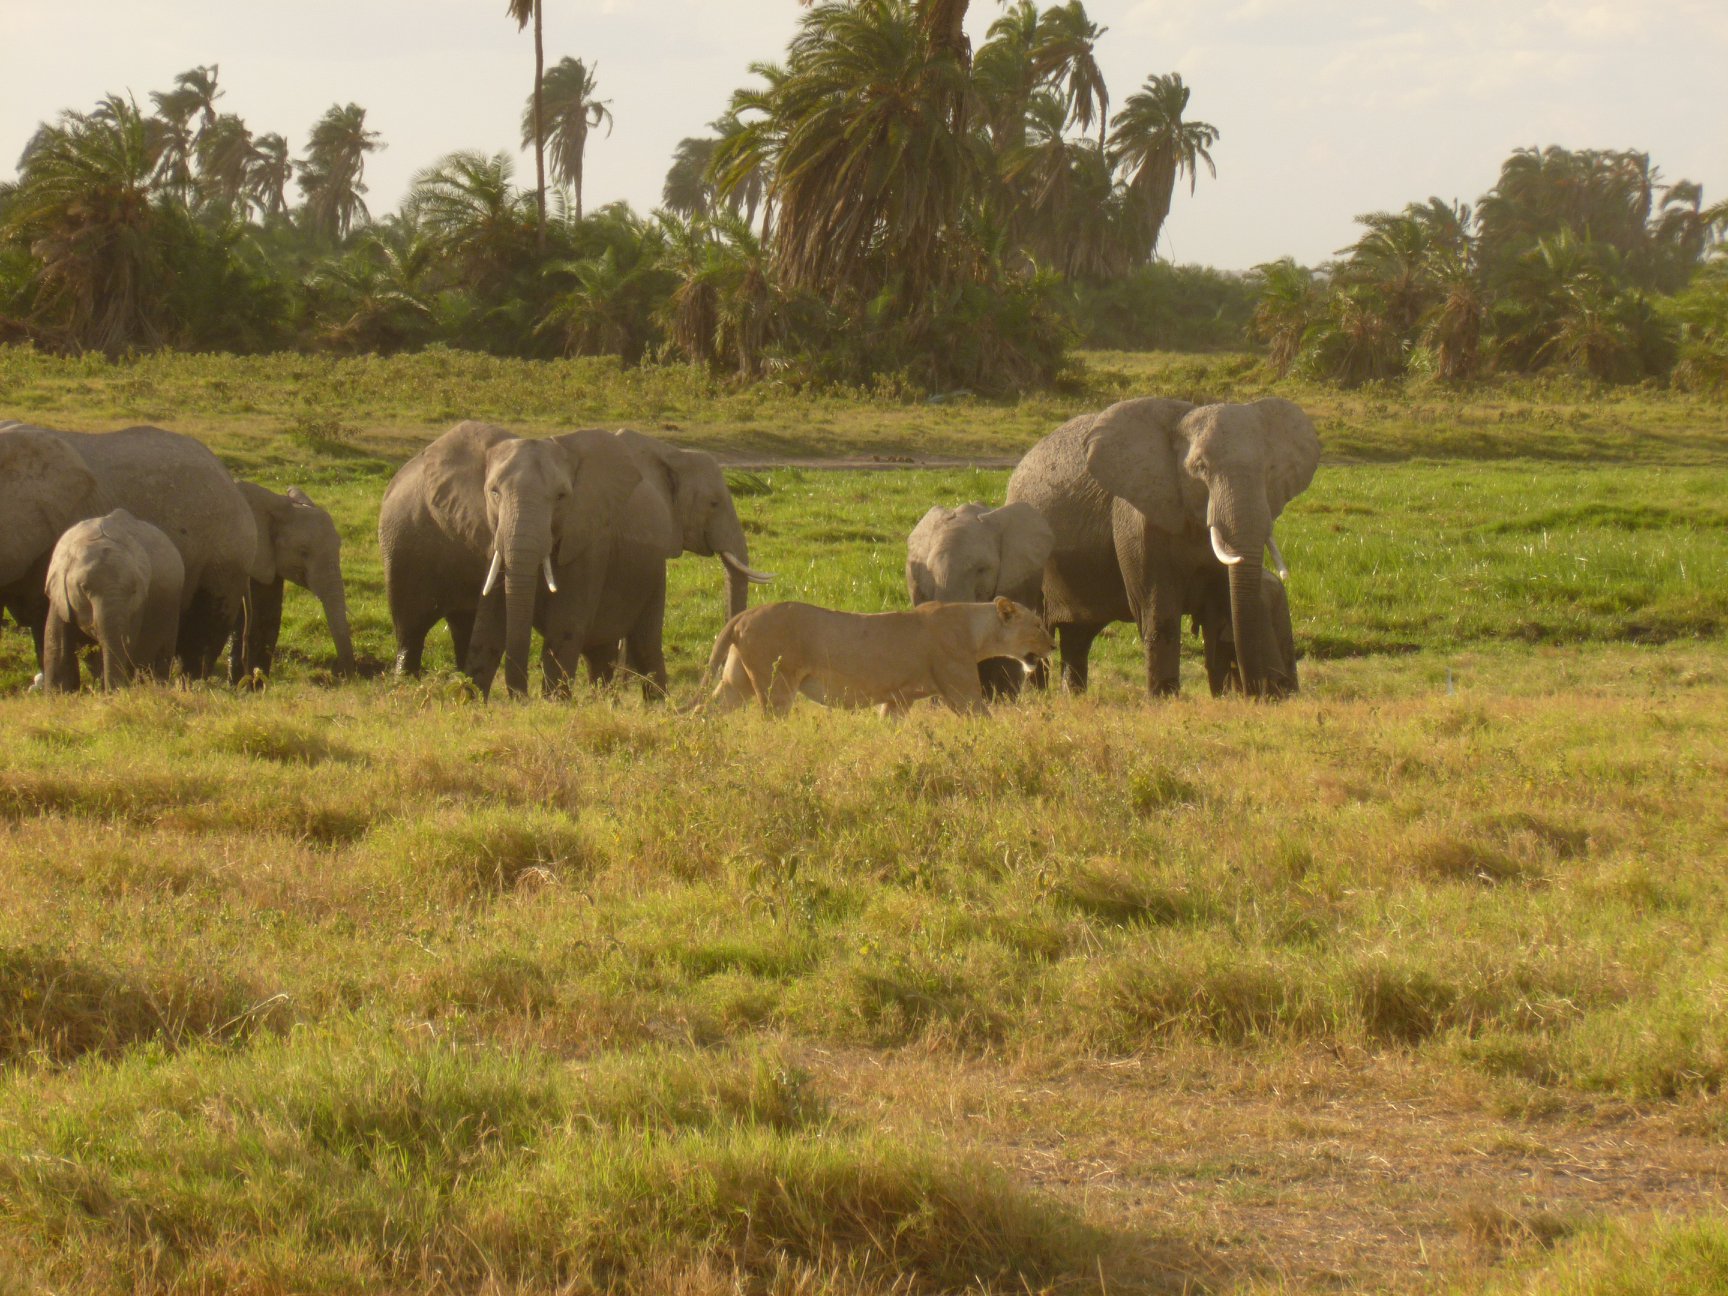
[533,0,547,251]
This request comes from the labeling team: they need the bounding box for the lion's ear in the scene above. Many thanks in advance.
[994,596,1014,621]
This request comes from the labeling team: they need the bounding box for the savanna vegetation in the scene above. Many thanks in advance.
[2,349,1727,1291]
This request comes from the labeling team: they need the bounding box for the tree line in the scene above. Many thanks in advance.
[3,1,1722,393]
[1254,146,1728,390]
[0,1,1241,390]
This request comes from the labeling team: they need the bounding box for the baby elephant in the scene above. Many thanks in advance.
[701,597,1054,717]
[906,502,1054,699]
[43,509,185,691]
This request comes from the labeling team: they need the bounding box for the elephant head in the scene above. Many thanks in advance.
[0,424,101,590]
[612,430,771,620]
[905,502,1054,607]
[1085,397,1320,697]
[240,481,355,675]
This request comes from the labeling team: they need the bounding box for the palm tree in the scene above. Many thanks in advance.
[770,0,979,305]
[306,231,437,353]
[195,113,256,215]
[408,150,537,296]
[2,95,171,353]
[526,57,611,221]
[1106,73,1218,265]
[297,103,382,243]
[711,62,789,239]
[1251,258,1321,377]
[663,136,719,218]
[505,0,547,244]
[148,65,221,201]
[248,134,294,219]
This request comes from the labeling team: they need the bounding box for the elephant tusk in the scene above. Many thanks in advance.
[482,550,503,597]
[1210,526,1244,567]
[1266,535,1290,581]
[721,551,775,585]
[542,556,559,594]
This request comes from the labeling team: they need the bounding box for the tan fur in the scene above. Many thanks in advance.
[700,598,1054,716]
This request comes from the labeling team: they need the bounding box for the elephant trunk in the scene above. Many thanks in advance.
[320,586,356,677]
[502,550,539,699]
[92,599,130,691]
[1228,559,1282,699]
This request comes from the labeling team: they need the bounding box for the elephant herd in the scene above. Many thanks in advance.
[0,395,1320,705]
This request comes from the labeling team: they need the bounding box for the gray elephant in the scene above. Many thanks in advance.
[42,509,185,691]
[379,421,644,698]
[229,481,355,681]
[905,501,1053,698]
[1006,397,1320,698]
[574,428,771,697]
[0,422,256,679]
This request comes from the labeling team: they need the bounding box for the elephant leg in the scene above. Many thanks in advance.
[178,586,237,680]
[977,657,1025,701]
[623,583,669,702]
[241,579,284,679]
[1057,622,1103,693]
[1265,576,1299,696]
[42,612,83,692]
[1202,625,1240,697]
[583,641,621,686]
[445,608,476,672]
[463,596,507,698]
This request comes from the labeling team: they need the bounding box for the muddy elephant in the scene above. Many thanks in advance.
[43,509,185,691]
[1006,397,1320,698]
[379,421,645,698]
[229,481,355,681]
[575,428,771,698]
[905,501,1053,699]
[0,422,256,679]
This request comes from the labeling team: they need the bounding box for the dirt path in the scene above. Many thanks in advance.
[811,1048,1728,1293]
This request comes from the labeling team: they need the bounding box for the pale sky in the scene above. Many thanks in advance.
[3,0,1725,271]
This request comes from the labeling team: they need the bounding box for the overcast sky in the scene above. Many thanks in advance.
[3,0,1725,270]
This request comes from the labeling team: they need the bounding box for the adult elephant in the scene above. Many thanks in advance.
[904,501,1053,698]
[1006,397,1320,698]
[379,421,643,698]
[229,481,356,681]
[574,428,771,697]
[0,422,256,678]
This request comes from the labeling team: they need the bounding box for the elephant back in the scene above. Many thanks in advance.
[54,426,255,606]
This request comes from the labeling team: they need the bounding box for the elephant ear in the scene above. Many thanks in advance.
[0,426,99,587]
[983,502,1055,595]
[552,430,644,566]
[1082,398,1197,529]
[904,506,956,603]
[1251,398,1322,520]
[425,421,512,550]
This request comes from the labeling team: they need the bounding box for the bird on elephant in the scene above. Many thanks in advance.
[905,501,1053,699]
[41,509,184,691]
[1005,397,1320,699]
[0,422,257,680]
[228,481,356,682]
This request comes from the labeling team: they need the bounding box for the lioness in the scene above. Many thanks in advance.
[699,597,1054,716]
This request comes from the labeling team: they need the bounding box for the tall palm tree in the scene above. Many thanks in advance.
[148,65,222,202]
[771,0,979,305]
[195,113,256,215]
[1106,72,1218,265]
[297,103,382,243]
[2,95,171,353]
[505,0,547,245]
[525,57,611,221]
[663,136,719,218]
[711,62,789,239]
[248,134,294,219]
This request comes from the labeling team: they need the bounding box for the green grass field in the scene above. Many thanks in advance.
[2,348,1726,1293]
